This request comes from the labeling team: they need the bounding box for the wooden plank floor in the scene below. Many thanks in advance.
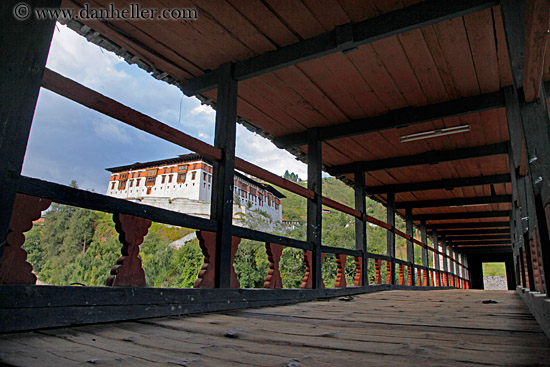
[1,290,549,366]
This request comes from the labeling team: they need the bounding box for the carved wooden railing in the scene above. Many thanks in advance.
[0,68,471,290]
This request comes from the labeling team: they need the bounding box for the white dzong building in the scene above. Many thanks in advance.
[105,154,284,222]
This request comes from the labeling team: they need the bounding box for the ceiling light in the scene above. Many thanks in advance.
[400,125,471,143]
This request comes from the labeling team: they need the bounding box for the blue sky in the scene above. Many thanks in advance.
[23,24,307,193]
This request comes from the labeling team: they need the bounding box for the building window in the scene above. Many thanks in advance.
[118,181,127,190]
[161,175,166,184]
[145,176,156,186]
[118,172,129,181]
[204,172,207,181]
[177,165,188,183]
[147,187,151,195]
[208,175,211,183]
[168,175,173,183]
[130,180,134,187]
[191,172,196,180]
[111,182,115,189]
[204,183,206,188]
[136,179,141,186]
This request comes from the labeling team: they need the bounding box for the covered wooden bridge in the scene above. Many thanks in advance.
[1,0,550,365]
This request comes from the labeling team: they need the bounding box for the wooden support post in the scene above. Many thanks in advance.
[519,247,527,287]
[442,239,449,286]
[501,0,550,294]
[307,128,323,289]
[464,255,470,288]
[524,232,537,291]
[211,63,238,288]
[0,0,59,266]
[421,220,429,286]
[387,191,396,284]
[452,245,459,287]
[354,169,368,286]
[433,230,441,286]
[406,208,415,286]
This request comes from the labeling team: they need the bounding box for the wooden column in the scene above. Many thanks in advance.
[433,230,441,286]
[307,128,323,289]
[211,63,238,288]
[519,247,527,287]
[354,169,368,286]
[420,220,429,286]
[442,239,449,286]
[406,208,415,286]
[387,191,396,284]
[0,0,59,265]
[501,0,550,294]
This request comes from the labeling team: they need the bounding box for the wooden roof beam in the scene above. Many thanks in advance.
[413,210,511,221]
[396,195,512,209]
[455,241,512,246]
[443,235,511,241]
[430,228,511,236]
[274,91,504,149]
[328,143,508,175]
[179,0,499,96]
[367,174,510,195]
[523,0,550,102]
[428,222,510,229]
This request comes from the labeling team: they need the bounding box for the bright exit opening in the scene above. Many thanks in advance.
[482,262,507,290]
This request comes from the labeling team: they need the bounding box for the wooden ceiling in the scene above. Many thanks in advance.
[63,0,550,249]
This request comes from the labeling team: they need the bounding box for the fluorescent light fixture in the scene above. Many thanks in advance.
[400,124,471,143]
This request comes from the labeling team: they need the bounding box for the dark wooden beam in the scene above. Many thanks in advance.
[179,0,498,95]
[0,285,394,333]
[387,191,396,285]
[396,195,512,209]
[211,63,238,288]
[17,176,217,232]
[328,143,508,175]
[441,240,449,273]
[456,240,512,246]
[406,208,415,286]
[433,230,441,282]
[366,174,511,195]
[354,169,368,285]
[420,220,429,284]
[461,246,513,254]
[274,91,504,149]
[428,222,510,229]
[444,235,512,241]
[431,229,511,236]
[0,0,60,264]
[307,128,323,289]
[413,210,511,221]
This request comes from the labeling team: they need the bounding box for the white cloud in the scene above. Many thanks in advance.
[191,104,216,117]
[236,125,308,180]
[92,118,131,143]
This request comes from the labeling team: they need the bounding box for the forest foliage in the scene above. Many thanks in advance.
[23,177,432,288]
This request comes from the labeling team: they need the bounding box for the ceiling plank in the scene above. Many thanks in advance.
[273,91,504,148]
[328,142,508,175]
[179,0,499,95]
[396,195,511,209]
